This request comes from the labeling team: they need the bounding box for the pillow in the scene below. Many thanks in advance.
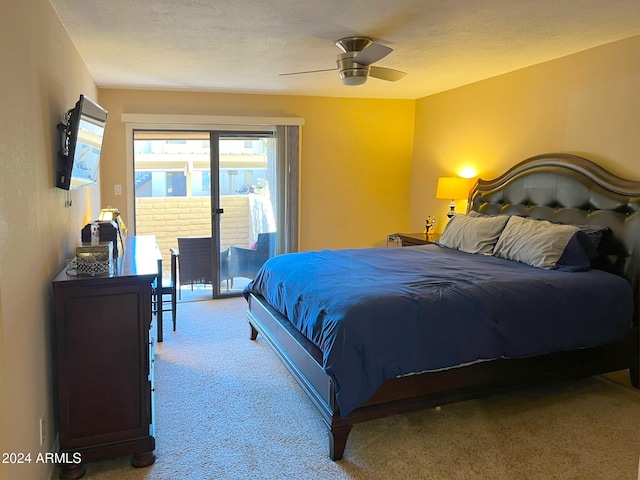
[467,210,487,218]
[574,224,611,252]
[436,214,510,254]
[555,231,593,271]
[493,216,588,269]
[576,225,615,271]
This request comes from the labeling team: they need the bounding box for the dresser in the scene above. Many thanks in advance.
[52,236,158,479]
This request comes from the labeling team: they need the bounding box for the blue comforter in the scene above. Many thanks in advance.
[244,245,634,417]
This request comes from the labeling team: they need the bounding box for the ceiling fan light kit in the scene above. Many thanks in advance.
[280,36,407,87]
[339,71,369,86]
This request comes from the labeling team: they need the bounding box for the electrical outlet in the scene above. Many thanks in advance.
[39,416,45,447]
[114,184,122,195]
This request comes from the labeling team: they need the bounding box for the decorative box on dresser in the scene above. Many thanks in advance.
[52,236,158,479]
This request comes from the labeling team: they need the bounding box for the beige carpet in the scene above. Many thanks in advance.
[75,297,640,480]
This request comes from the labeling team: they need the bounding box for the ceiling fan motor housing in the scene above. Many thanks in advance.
[335,36,373,53]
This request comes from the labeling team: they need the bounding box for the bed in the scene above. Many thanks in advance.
[243,153,640,460]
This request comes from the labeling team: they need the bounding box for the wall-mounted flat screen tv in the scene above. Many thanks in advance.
[56,95,108,190]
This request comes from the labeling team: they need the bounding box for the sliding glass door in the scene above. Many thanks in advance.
[133,129,280,299]
[214,133,278,296]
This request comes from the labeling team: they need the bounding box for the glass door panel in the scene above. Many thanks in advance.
[133,131,216,301]
[217,134,278,293]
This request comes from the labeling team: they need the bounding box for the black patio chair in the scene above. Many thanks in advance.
[176,237,233,298]
[152,247,178,341]
[228,232,275,280]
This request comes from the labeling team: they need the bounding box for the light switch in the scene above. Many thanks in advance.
[114,184,122,195]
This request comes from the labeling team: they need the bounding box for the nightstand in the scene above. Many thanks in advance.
[397,232,441,247]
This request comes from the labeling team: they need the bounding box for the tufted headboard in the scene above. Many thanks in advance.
[468,153,640,323]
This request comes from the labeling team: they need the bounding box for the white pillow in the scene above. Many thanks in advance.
[436,214,510,254]
[493,216,580,269]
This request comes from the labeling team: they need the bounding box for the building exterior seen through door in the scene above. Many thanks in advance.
[133,130,278,299]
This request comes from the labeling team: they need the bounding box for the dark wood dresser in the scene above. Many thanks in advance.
[52,236,158,479]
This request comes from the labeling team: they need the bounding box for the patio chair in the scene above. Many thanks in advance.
[228,232,275,280]
[176,237,233,298]
[152,248,178,341]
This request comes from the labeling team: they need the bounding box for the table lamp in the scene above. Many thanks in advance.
[436,177,471,218]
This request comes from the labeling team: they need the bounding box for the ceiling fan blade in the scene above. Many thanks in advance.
[353,43,393,65]
[369,66,407,82]
[279,68,336,77]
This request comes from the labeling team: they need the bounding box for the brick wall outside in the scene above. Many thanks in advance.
[135,195,251,266]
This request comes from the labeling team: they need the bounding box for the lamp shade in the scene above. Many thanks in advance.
[98,209,114,222]
[436,177,471,200]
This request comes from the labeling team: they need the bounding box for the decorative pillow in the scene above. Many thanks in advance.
[436,214,510,255]
[555,231,593,271]
[574,224,611,252]
[575,225,615,271]
[493,216,587,269]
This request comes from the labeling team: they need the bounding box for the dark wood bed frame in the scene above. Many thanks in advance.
[246,153,640,460]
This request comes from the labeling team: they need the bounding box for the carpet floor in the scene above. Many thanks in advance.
[73,297,640,480]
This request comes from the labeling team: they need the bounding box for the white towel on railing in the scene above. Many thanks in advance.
[248,193,276,245]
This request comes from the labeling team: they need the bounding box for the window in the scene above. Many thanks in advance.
[135,171,186,197]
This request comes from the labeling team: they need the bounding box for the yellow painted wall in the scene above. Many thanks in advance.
[412,35,640,233]
[0,2,100,479]
[97,90,416,250]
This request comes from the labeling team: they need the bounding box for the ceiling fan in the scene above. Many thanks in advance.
[280,36,407,86]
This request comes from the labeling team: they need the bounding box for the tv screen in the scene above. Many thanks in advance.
[56,95,108,190]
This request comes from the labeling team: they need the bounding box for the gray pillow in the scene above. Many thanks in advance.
[493,216,580,269]
[436,214,510,254]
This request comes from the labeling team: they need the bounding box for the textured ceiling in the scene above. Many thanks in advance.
[49,0,640,99]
